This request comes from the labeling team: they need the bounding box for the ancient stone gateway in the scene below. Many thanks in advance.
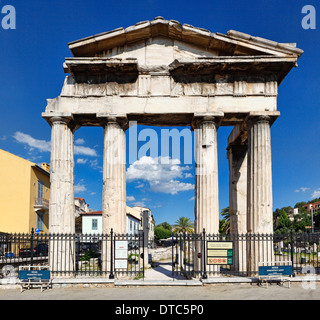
[42,17,303,274]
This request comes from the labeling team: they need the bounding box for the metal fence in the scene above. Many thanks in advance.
[172,231,320,278]
[0,229,144,279]
[1,230,320,279]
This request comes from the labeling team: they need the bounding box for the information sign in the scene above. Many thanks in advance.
[258,265,292,276]
[115,241,128,269]
[207,241,233,265]
[19,269,50,281]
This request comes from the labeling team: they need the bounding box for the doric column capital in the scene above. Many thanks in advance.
[50,116,71,126]
[45,114,81,132]
[246,111,280,128]
[191,112,224,130]
[246,115,272,127]
[97,113,128,130]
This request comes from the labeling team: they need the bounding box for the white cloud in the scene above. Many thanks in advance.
[151,179,194,195]
[74,146,97,157]
[74,182,86,193]
[75,138,85,145]
[295,187,311,193]
[76,158,88,164]
[126,196,136,202]
[127,156,194,195]
[132,201,146,207]
[89,159,102,171]
[127,156,190,182]
[189,196,195,201]
[13,131,51,152]
[312,189,320,199]
[13,131,97,157]
[150,204,162,208]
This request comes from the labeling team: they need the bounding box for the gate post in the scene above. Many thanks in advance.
[290,229,295,277]
[202,228,207,279]
[109,228,114,279]
[142,210,149,268]
[30,228,34,267]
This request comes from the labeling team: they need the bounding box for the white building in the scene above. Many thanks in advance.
[126,206,141,235]
[132,206,155,246]
[74,197,91,217]
[79,206,141,235]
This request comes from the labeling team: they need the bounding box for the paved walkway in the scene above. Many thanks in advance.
[144,261,185,281]
[1,282,319,300]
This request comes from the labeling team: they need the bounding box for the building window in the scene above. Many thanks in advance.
[92,219,98,231]
[37,212,44,231]
[37,181,44,200]
[130,220,133,231]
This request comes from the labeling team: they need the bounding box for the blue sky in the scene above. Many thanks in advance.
[0,0,319,225]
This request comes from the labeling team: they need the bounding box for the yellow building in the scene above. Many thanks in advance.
[0,149,50,233]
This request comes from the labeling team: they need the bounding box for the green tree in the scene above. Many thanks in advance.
[154,226,172,241]
[273,206,292,230]
[275,209,291,234]
[219,207,230,234]
[172,217,194,234]
[157,222,171,230]
[293,211,311,232]
[294,201,307,209]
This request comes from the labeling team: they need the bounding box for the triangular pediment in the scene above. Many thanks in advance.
[68,17,303,61]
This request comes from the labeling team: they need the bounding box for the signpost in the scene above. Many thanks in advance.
[207,241,233,265]
[115,240,128,269]
[258,262,293,288]
[258,265,293,276]
[18,266,51,292]
[19,268,50,281]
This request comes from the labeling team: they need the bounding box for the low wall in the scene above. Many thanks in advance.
[149,247,173,262]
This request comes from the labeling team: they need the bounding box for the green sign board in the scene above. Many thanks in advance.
[207,241,233,265]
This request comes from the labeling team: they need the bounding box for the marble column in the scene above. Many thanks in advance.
[101,116,127,275]
[246,115,274,274]
[227,144,248,235]
[49,116,75,275]
[193,115,221,275]
[194,116,220,235]
[49,116,75,234]
[247,115,273,234]
[227,143,248,274]
[102,116,127,235]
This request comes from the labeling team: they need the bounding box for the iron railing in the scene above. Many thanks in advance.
[0,229,144,279]
[172,230,320,278]
[34,197,49,208]
[1,230,320,279]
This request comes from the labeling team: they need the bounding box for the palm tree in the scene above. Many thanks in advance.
[173,217,194,234]
[220,207,230,234]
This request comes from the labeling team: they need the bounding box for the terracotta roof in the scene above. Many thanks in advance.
[80,210,102,215]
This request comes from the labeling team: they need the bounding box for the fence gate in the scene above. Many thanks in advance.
[172,233,204,279]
